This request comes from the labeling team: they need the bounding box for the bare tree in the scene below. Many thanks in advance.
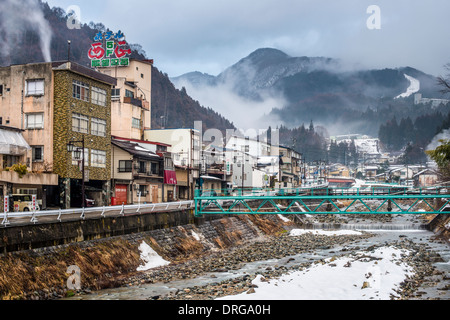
[437,63,450,95]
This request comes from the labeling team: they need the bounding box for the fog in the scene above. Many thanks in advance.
[0,0,53,63]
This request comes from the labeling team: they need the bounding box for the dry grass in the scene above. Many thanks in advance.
[0,238,141,299]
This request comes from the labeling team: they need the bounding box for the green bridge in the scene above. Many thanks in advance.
[194,186,450,217]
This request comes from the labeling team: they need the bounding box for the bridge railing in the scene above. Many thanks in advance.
[1,200,194,227]
[194,186,450,216]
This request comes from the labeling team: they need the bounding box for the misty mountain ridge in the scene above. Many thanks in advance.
[172,48,446,136]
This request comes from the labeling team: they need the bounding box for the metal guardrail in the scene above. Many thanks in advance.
[1,200,194,227]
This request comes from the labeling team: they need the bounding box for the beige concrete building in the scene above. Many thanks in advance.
[98,59,152,141]
[145,128,201,200]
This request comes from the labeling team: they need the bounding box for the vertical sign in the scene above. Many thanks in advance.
[3,196,9,213]
[226,159,231,175]
[32,195,37,211]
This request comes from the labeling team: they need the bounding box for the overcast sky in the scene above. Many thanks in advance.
[45,0,450,78]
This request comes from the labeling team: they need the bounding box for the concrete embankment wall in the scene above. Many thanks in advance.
[0,209,201,254]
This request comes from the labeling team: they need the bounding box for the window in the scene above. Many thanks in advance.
[91,149,106,168]
[125,89,134,98]
[150,162,158,175]
[132,117,141,129]
[118,160,132,172]
[26,79,44,96]
[72,80,90,101]
[111,88,120,100]
[26,113,44,129]
[138,161,147,173]
[91,86,107,106]
[0,85,3,96]
[32,146,44,162]
[91,117,106,137]
[72,113,89,133]
[72,148,89,166]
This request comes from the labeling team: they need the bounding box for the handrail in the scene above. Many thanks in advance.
[1,200,194,227]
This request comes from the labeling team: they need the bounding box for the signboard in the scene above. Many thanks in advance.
[32,195,37,211]
[3,196,9,213]
[88,30,131,68]
[226,160,231,175]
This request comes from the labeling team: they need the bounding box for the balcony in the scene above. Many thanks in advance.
[0,170,58,186]
[123,96,143,108]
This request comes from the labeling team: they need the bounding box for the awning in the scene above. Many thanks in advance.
[164,170,177,185]
[0,129,31,156]
[200,175,222,181]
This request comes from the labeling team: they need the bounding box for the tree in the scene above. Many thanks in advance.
[426,139,450,179]
[437,63,450,96]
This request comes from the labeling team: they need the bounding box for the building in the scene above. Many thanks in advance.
[414,93,450,108]
[98,59,153,141]
[111,137,172,204]
[277,145,302,188]
[413,168,441,187]
[0,126,58,210]
[145,128,200,200]
[0,61,117,208]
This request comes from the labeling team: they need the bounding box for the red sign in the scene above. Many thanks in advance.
[32,195,37,211]
[3,196,9,213]
[115,185,128,205]
[164,170,177,185]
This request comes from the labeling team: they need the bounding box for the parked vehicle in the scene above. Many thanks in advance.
[10,194,41,212]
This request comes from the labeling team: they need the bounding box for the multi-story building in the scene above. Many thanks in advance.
[111,136,174,204]
[0,61,116,208]
[144,128,200,200]
[98,59,152,141]
[0,125,58,211]
[278,145,302,188]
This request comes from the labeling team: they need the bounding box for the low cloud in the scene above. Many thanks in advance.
[173,77,286,132]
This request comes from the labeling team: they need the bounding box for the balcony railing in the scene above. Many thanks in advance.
[123,96,143,108]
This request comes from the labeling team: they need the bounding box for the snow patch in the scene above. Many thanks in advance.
[277,214,291,222]
[136,241,170,271]
[218,246,414,300]
[395,74,420,99]
[290,229,363,236]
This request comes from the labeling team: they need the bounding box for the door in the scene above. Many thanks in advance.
[150,185,158,203]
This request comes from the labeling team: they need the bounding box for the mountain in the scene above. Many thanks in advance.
[172,48,446,136]
[0,1,235,133]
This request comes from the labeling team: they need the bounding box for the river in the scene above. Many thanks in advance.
[68,214,449,300]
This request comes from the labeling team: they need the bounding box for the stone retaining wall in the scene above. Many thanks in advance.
[0,209,198,254]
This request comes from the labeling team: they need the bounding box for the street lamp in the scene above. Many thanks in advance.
[67,137,86,208]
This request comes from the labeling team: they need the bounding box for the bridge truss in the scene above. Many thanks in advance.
[194,187,450,217]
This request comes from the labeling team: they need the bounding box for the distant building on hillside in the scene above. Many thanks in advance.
[414,93,449,108]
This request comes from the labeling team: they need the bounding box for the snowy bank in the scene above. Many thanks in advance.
[137,241,170,271]
[290,229,363,236]
[218,246,414,300]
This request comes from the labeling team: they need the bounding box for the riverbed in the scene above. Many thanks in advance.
[68,214,449,300]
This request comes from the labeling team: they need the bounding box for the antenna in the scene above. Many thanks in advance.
[67,40,71,62]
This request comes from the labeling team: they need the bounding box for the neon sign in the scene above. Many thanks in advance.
[88,30,131,68]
